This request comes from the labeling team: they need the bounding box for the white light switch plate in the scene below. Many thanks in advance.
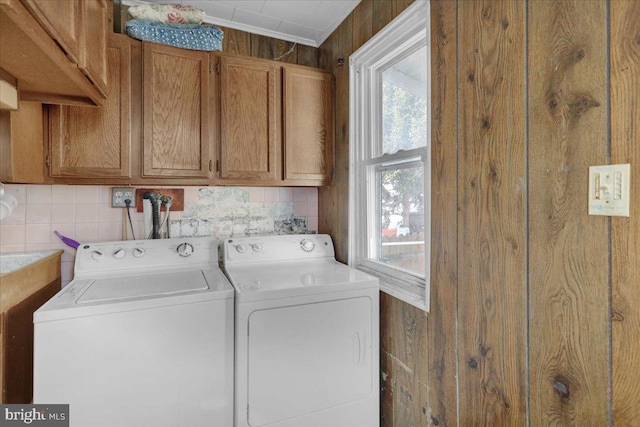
[588,164,630,217]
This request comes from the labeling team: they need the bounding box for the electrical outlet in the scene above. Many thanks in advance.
[112,187,136,208]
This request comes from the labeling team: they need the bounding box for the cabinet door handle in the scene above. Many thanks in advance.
[209,160,212,172]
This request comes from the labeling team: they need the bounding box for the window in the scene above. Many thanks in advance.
[349,0,430,311]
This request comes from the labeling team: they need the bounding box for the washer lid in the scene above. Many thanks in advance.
[223,259,378,303]
[34,268,234,323]
[77,270,208,303]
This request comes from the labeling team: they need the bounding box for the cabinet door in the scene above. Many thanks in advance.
[283,67,334,184]
[49,35,132,178]
[21,0,82,64]
[143,43,211,178]
[218,55,280,181]
[79,0,108,96]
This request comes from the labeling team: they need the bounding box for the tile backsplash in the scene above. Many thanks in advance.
[0,184,318,285]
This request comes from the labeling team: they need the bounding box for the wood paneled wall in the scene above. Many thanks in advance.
[319,0,640,425]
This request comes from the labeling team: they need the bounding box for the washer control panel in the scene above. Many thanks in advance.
[223,234,334,264]
[74,237,218,276]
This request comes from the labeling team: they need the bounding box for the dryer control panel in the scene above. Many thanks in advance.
[223,234,335,264]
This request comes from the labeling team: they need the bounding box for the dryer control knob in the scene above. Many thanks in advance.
[300,239,315,252]
[112,248,126,259]
[132,247,146,258]
[91,250,104,261]
[236,244,247,253]
[251,243,263,252]
[177,242,194,257]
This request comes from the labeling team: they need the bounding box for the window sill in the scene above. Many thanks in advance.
[356,265,428,312]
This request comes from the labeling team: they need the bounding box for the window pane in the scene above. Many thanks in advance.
[374,161,425,276]
[382,46,427,155]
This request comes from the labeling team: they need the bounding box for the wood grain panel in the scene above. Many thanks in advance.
[317,31,339,245]
[296,44,319,68]
[142,42,210,178]
[372,0,393,35]
[610,0,640,424]
[219,26,251,56]
[50,34,132,178]
[218,55,280,181]
[457,1,527,425]
[352,0,373,51]
[250,34,297,63]
[528,1,610,425]
[426,1,459,425]
[332,15,353,263]
[392,0,414,18]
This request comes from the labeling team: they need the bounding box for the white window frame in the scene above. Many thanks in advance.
[349,0,431,312]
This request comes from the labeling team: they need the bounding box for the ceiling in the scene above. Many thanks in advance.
[123,0,361,47]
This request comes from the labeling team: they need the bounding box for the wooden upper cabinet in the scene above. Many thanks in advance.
[79,0,108,96]
[0,0,107,106]
[283,66,333,184]
[218,54,281,181]
[49,34,133,179]
[21,0,82,63]
[142,42,211,179]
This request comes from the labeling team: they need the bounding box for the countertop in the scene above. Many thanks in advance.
[0,250,61,275]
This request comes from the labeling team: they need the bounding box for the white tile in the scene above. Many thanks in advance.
[99,204,123,223]
[248,187,265,202]
[75,186,99,204]
[51,185,76,204]
[264,188,279,202]
[26,243,52,252]
[279,188,293,202]
[277,20,324,40]
[74,223,100,243]
[233,8,281,31]
[215,0,266,14]
[51,223,76,240]
[26,204,52,224]
[0,244,26,253]
[25,223,51,244]
[75,204,99,223]
[307,215,318,232]
[184,186,201,204]
[26,185,51,204]
[294,201,308,216]
[293,188,309,201]
[4,184,27,204]
[61,261,75,283]
[1,204,26,225]
[50,240,76,262]
[99,222,123,241]
[307,193,318,216]
[0,225,25,246]
[51,204,76,224]
[191,1,235,20]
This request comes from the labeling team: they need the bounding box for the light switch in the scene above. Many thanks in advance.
[588,164,631,217]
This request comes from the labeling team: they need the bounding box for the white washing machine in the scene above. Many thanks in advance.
[33,237,234,427]
[222,234,379,427]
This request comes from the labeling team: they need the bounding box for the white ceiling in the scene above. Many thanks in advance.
[123,0,361,47]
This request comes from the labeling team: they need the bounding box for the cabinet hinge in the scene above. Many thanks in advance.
[209,61,212,73]
[216,160,220,172]
[209,159,212,172]
[45,154,50,169]
[216,62,220,74]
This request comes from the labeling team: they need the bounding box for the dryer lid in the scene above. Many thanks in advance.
[223,259,378,303]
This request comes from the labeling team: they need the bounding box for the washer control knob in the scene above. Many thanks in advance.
[236,244,247,253]
[91,250,104,261]
[177,242,194,257]
[132,247,146,258]
[112,248,126,259]
[300,239,315,252]
[251,243,263,252]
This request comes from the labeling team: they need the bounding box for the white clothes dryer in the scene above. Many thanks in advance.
[222,234,379,427]
[33,237,234,427]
